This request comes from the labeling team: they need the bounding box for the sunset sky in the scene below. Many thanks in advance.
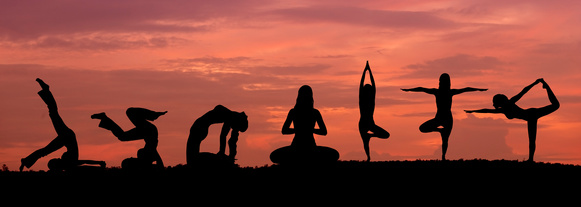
[2,0,581,171]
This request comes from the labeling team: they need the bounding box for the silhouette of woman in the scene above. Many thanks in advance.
[402,73,487,160]
[186,105,248,165]
[465,78,559,162]
[359,61,390,162]
[20,79,105,171]
[91,107,166,169]
[270,85,339,164]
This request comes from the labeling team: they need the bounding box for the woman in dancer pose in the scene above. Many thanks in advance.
[270,85,339,164]
[359,61,390,162]
[20,78,105,171]
[91,107,166,169]
[402,73,487,160]
[186,105,248,165]
[465,78,559,162]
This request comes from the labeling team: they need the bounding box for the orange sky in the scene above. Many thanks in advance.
[1,0,581,171]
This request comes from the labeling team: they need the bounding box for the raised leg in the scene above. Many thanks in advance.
[20,136,66,171]
[536,81,560,118]
[91,112,128,141]
[419,118,441,133]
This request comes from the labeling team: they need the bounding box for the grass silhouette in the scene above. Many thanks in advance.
[4,159,579,183]
[2,159,580,203]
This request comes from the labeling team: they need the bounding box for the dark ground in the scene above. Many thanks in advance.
[2,159,580,203]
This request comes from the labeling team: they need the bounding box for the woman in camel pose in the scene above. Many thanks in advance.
[465,78,559,162]
[186,105,248,165]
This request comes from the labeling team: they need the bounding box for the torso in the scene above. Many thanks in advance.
[190,105,233,139]
[435,89,453,118]
[142,121,159,149]
[196,105,232,127]
[359,88,376,121]
[502,103,527,120]
[289,108,318,148]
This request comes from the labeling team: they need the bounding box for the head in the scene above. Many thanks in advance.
[232,111,248,132]
[47,158,70,171]
[439,73,451,89]
[493,94,509,109]
[137,148,154,162]
[61,151,76,160]
[362,83,373,92]
[361,84,374,100]
[295,85,314,110]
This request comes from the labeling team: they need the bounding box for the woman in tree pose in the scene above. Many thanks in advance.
[270,85,339,164]
[359,61,390,162]
[91,107,166,169]
[465,78,559,162]
[402,73,487,160]
[20,78,105,171]
[186,105,248,165]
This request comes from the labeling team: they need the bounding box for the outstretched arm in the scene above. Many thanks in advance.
[511,79,541,103]
[452,87,487,95]
[368,67,376,87]
[465,108,501,114]
[401,87,437,94]
[228,130,239,159]
[218,123,232,155]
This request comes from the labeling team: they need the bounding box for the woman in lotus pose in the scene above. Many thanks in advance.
[270,85,339,164]
[465,78,559,162]
[402,73,487,160]
[359,61,390,162]
[20,79,105,171]
[186,105,248,165]
[91,107,166,169]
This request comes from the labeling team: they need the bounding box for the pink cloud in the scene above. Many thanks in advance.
[435,114,518,160]
[0,0,267,40]
[402,54,505,78]
[268,6,459,29]
[2,1,581,171]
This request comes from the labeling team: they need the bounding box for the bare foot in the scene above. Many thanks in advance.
[36,78,49,90]
[90,112,107,119]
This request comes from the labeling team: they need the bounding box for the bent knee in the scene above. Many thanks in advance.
[419,125,431,133]
[375,131,390,139]
[126,107,137,116]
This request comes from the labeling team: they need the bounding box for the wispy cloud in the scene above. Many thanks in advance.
[2,1,581,170]
[269,6,459,29]
[401,54,505,78]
